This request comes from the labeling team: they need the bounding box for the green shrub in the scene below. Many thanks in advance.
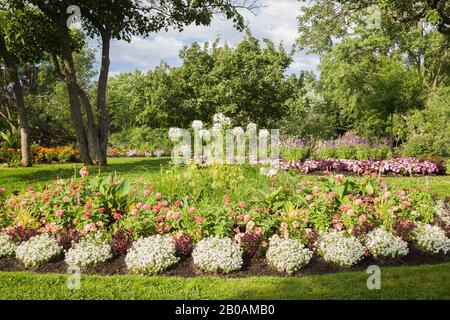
[281,146,311,162]
[109,127,172,155]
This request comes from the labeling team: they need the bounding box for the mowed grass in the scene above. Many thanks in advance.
[1,157,449,198]
[0,262,449,300]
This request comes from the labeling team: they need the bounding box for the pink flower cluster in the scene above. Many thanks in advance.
[279,158,445,175]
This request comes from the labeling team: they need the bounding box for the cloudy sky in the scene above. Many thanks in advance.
[89,0,319,77]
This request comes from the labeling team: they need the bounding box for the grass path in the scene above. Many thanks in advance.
[0,262,449,300]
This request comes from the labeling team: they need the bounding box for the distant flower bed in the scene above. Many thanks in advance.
[107,147,167,158]
[279,158,445,175]
[0,146,81,165]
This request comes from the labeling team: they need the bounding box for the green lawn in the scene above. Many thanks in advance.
[0,262,449,300]
[1,157,449,198]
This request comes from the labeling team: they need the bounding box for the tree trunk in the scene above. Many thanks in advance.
[55,15,94,165]
[75,83,102,164]
[0,33,32,167]
[97,29,112,165]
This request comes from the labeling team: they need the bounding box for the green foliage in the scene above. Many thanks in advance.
[401,85,450,157]
[281,145,311,162]
[110,32,294,130]
[89,174,131,212]
[1,263,450,299]
[109,127,172,155]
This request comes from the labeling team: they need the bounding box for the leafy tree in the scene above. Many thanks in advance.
[320,34,426,145]
[278,72,337,140]
[0,4,59,166]
[401,85,450,157]
[135,32,293,129]
[11,0,256,165]
[298,0,450,90]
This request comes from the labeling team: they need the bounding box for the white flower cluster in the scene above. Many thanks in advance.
[169,127,183,140]
[434,201,450,226]
[317,231,365,267]
[414,224,450,255]
[15,234,62,268]
[259,129,270,138]
[266,237,313,274]
[192,237,243,273]
[65,233,113,268]
[213,113,231,127]
[247,123,257,131]
[0,233,16,257]
[364,228,408,259]
[192,120,203,131]
[232,126,244,136]
[179,144,191,157]
[125,235,179,275]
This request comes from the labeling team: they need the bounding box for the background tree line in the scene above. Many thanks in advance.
[1,0,449,166]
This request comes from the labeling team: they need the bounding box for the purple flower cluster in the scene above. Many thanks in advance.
[320,133,370,148]
[282,138,307,149]
[279,158,445,175]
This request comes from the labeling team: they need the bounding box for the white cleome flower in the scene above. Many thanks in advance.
[65,233,112,268]
[168,127,182,141]
[0,233,16,258]
[179,144,191,157]
[247,122,257,131]
[15,233,63,268]
[213,113,231,126]
[259,129,270,138]
[232,126,244,136]
[317,231,365,267]
[125,235,179,275]
[266,237,313,274]
[413,224,450,255]
[199,129,211,141]
[364,227,408,259]
[212,123,223,131]
[192,237,243,274]
[192,120,203,131]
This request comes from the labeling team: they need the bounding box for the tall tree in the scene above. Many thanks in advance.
[0,5,58,166]
[14,0,257,165]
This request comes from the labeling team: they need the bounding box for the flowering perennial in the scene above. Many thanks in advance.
[15,234,63,268]
[317,231,365,267]
[65,233,113,268]
[266,237,313,274]
[0,233,16,257]
[192,237,243,273]
[280,158,444,175]
[364,228,409,259]
[413,224,450,254]
[125,235,179,275]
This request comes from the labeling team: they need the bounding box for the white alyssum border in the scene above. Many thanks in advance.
[192,237,243,274]
[317,231,365,267]
[15,233,62,268]
[0,233,16,257]
[266,237,313,274]
[414,224,450,254]
[125,235,179,275]
[65,233,113,268]
[364,227,408,258]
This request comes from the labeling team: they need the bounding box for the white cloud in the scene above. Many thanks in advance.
[90,0,319,76]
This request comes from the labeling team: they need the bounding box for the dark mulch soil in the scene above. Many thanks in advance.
[1,244,448,277]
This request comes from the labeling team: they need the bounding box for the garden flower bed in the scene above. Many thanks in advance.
[0,165,449,276]
[279,158,446,176]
